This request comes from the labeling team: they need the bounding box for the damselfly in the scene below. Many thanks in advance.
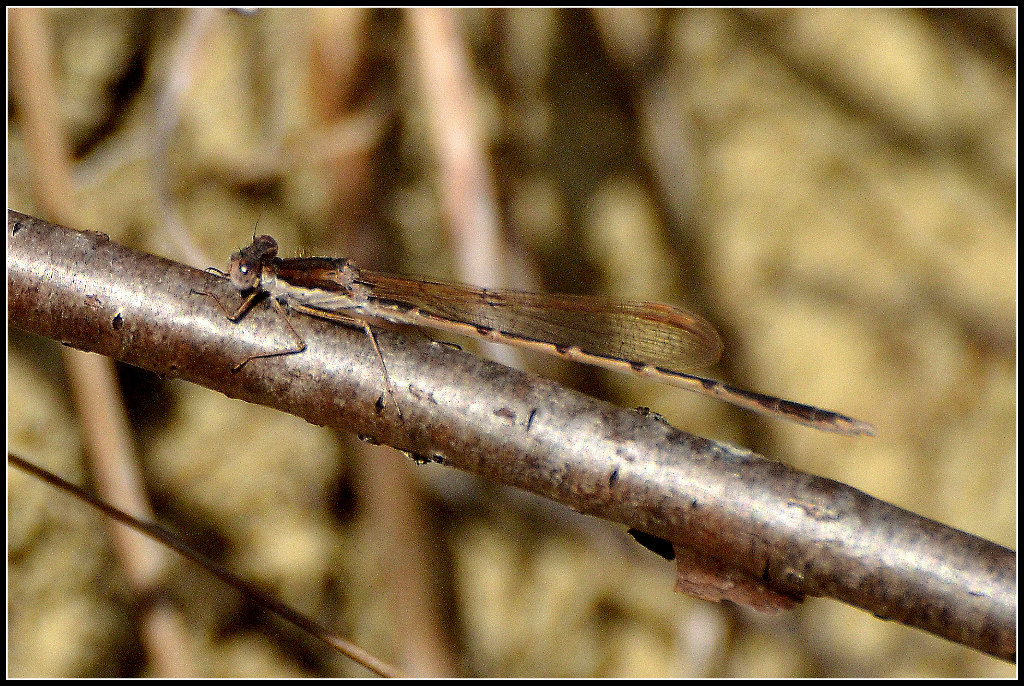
[201,235,875,436]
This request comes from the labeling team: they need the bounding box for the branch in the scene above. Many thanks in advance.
[7,209,1016,662]
[7,453,402,678]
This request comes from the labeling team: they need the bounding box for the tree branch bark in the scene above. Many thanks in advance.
[7,209,1016,662]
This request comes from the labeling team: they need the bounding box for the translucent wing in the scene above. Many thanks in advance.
[354,271,724,372]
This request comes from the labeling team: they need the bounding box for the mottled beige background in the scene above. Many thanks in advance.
[8,8,1015,677]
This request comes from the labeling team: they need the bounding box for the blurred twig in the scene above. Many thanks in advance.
[7,453,403,678]
[9,8,198,676]
[405,8,507,291]
[152,7,218,267]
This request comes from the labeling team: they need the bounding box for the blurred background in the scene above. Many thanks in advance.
[7,8,1015,677]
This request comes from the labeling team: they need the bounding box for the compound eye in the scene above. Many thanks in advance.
[230,256,260,290]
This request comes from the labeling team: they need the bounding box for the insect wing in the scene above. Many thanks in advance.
[355,271,724,372]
